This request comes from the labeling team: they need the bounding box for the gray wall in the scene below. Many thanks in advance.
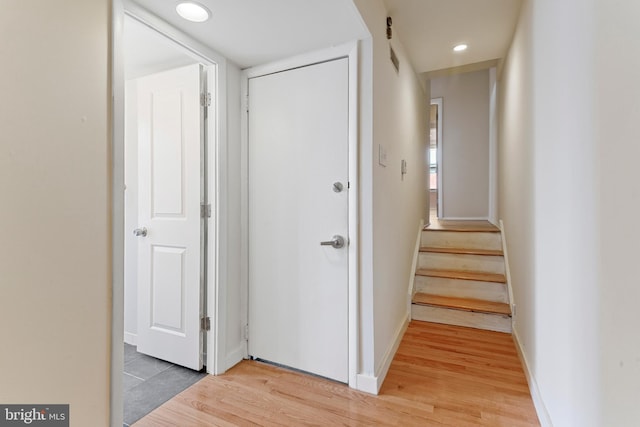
[431,70,490,219]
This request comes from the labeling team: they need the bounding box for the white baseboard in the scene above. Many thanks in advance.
[512,328,553,427]
[124,332,137,346]
[356,314,409,395]
[499,219,516,325]
[355,373,378,394]
[408,220,425,317]
[221,344,245,374]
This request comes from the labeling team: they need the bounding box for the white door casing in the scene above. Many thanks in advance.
[247,58,349,383]
[431,97,444,219]
[136,63,204,370]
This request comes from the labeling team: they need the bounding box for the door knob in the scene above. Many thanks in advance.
[133,227,148,237]
[320,235,345,249]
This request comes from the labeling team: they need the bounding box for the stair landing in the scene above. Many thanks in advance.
[425,219,500,232]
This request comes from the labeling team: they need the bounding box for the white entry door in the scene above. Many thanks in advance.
[248,58,349,382]
[135,64,204,370]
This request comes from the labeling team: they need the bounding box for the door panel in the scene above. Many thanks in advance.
[151,88,185,216]
[248,58,349,382]
[136,64,203,370]
[151,246,186,332]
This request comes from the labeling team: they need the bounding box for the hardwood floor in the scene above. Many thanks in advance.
[133,322,539,426]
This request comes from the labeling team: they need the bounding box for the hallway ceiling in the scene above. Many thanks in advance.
[383,0,523,73]
[126,0,522,74]
[128,0,369,69]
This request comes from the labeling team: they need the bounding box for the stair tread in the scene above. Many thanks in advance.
[416,268,506,283]
[413,293,511,315]
[424,220,500,232]
[420,246,503,256]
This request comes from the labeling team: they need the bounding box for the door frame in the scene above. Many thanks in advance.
[240,42,360,388]
[111,1,228,424]
[430,97,444,218]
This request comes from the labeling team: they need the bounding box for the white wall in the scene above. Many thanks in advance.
[432,70,490,219]
[354,0,429,390]
[498,0,640,425]
[498,3,539,420]
[0,1,111,425]
[593,0,640,424]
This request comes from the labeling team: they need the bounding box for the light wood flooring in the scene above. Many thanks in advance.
[133,322,539,426]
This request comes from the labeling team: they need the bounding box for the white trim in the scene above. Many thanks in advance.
[512,329,554,427]
[240,41,360,389]
[375,315,409,392]
[408,220,425,316]
[355,373,378,395]
[111,2,126,426]
[239,73,249,362]
[430,97,444,218]
[499,220,516,323]
[124,332,137,346]
[488,68,499,225]
[224,344,245,372]
[207,63,222,375]
[357,314,409,395]
[244,42,357,79]
[346,43,360,390]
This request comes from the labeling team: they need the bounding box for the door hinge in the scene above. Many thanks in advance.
[201,203,212,218]
[201,316,211,331]
[245,93,249,112]
[201,92,212,107]
[244,324,249,341]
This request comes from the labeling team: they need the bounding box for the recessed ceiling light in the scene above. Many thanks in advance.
[176,2,211,22]
[453,44,468,52]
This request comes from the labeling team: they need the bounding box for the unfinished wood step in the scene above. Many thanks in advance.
[416,268,506,283]
[424,220,500,232]
[414,275,508,303]
[420,246,503,256]
[412,293,511,315]
[411,304,512,333]
[418,252,505,275]
[421,230,502,252]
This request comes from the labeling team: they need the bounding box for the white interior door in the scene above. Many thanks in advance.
[248,58,349,383]
[135,63,203,370]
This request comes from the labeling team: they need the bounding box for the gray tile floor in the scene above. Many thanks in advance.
[123,343,206,426]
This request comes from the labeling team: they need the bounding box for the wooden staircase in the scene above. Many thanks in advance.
[411,220,512,333]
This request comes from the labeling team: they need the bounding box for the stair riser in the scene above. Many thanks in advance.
[412,304,512,333]
[421,230,502,251]
[418,252,505,274]
[414,276,508,303]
